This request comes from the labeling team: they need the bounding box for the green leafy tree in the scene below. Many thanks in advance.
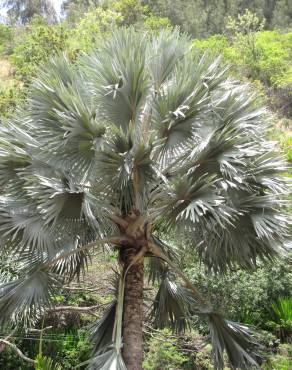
[10,17,69,81]
[271,0,292,29]
[0,29,290,370]
[62,0,101,25]
[111,0,149,26]
[145,0,292,36]
[193,29,292,89]
[66,7,122,55]
[3,0,57,24]
[0,24,13,55]
[226,9,265,76]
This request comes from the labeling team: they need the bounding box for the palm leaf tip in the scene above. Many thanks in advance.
[84,299,128,370]
[152,275,192,332]
[87,347,126,370]
[208,313,261,370]
[0,269,59,326]
[89,299,117,355]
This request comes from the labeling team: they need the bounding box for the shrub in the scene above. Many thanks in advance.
[183,253,292,328]
[143,15,172,31]
[11,17,69,81]
[192,30,292,89]
[143,329,187,370]
[0,24,13,55]
[268,297,292,343]
[111,0,149,26]
[66,8,122,56]
[262,343,292,369]
[0,82,25,118]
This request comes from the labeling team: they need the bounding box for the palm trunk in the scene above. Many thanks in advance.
[121,248,144,370]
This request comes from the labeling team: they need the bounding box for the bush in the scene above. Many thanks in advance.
[262,344,292,369]
[66,8,122,56]
[247,31,292,87]
[11,17,69,81]
[0,24,13,55]
[184,253,292,329]
[192,34,232,58]
[0,82,25,118]
[143,329,187,370]
[192,30,292,89]
[111,0,149,26]
[268,297,292,343]
[0,330,91,370]
[143,15,172,31]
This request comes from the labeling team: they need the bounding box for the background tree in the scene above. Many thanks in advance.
[143,0,292,37]
[226,9,265,79]
[62,0,101,25]
[3,0,57,24]
[10,16,68,81]
[271,0,292,29]
[0,29,290,370]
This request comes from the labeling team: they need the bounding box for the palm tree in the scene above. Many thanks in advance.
[0,29,290,370]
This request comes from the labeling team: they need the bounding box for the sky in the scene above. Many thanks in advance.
[0,0,63,19]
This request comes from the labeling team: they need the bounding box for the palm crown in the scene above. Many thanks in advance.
[0,29,290,369]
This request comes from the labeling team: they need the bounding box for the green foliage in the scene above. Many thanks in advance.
[2,29,286,369]
[111,0,149,26]
[143,14,171,31]
[225,9,265,80]
[10,17,69,80]
[226,9,265,38]
[193,344,215,370]
[0,82,23,117]
[235,30,292,86]
[262,344,292,370]
[66,7,122,55]
[268,297,292,342]
[143,329,187,370]
[193,29,292,90]
[279,134,292,162]
[51,331,91,368]
[35,355,62,370]
[184,254,292,328]
[145,0,292,37]
[0,344,33,370]
[270,128,292,163]
[0,15,291,369]
[0,25,13,55]
[192,34,229,56]
[0,330,91,369]
[271,0,292,29]
[106,0,171,31]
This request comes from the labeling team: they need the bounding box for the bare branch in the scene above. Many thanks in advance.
[47,304,101,312]
[27,326,52,333]
[0,329,17,354]
[0,339,36,365]
[45,303,109,318]
[62,286,102,292]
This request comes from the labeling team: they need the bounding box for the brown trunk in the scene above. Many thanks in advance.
[122,248,144,370]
